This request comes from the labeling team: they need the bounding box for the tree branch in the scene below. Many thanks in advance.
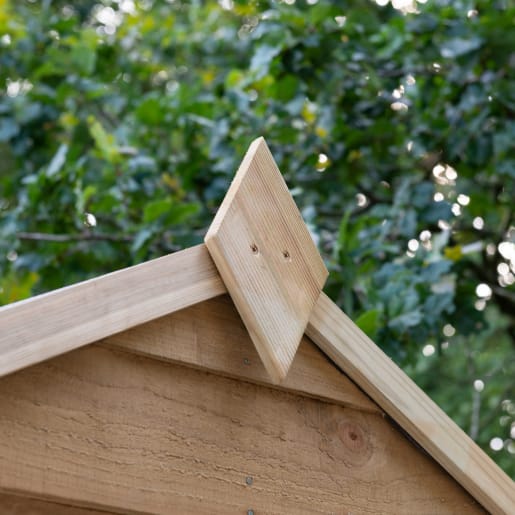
[16,231,183,254]
[16,232,133,243]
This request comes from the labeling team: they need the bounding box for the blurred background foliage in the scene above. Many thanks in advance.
[0,0,514,476]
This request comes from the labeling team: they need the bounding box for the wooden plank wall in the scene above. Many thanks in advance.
[0,308,485,514]
[103,296,379,413]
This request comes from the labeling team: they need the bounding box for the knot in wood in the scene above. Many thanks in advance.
[320,413,373,470]
[338,421,366,452]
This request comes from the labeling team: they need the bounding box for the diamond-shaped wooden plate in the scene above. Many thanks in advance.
[205,137,328,383]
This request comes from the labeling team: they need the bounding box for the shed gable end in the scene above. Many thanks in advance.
[0,296,485,514]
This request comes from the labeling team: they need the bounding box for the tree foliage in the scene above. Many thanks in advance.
[0,0,513,475]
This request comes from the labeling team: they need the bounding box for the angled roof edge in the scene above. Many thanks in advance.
[307,293,514,515]
[0,244,226,378]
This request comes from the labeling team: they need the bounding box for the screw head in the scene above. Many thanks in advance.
[245,476,253,485]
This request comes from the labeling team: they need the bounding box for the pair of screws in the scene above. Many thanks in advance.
[246,477,254,514]
[250,243,290,260]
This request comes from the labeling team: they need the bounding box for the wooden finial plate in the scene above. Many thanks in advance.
[205,137,328,383]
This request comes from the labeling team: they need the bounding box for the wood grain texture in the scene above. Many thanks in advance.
[0,493,114,515]
[103,295,379,413]
[0,244,225,378]
[0,344,484,515]
[307,292,514,515]
[205,137,328,383]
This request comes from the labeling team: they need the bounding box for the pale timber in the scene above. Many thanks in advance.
[205,137,328,383]
[307,292,515,515]
[0,244,225,378]
[103,295,379,414]
[0,344,484,515]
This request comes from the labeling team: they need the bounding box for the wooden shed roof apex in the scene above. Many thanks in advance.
[0,138,513,514]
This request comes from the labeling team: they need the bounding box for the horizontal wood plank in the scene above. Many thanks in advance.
[0,344,484,514]
[103,295,379,413]
[0,244,225,378]
[307,292,514,515]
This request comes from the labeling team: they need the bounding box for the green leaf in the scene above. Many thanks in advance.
[250,45,281,79]
[135,96,164,125]
[270,75,299,102]
[0,271,39,305]
[164,203,200,224]
[82,185,97,205]
[131,228,153,254]
[143,198,173,223]
[71,44,96,75]
[440,37,482,58]
[225,69,244,88]
[355,309,380,338]
[0,119,19,142]
[87,116,120,163]
[389,310,423,331]
[46,143,68,178]
[143,199,199,225]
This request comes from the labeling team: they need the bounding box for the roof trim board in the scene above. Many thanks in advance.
[307,292,515,515]
[0,244,225,378]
